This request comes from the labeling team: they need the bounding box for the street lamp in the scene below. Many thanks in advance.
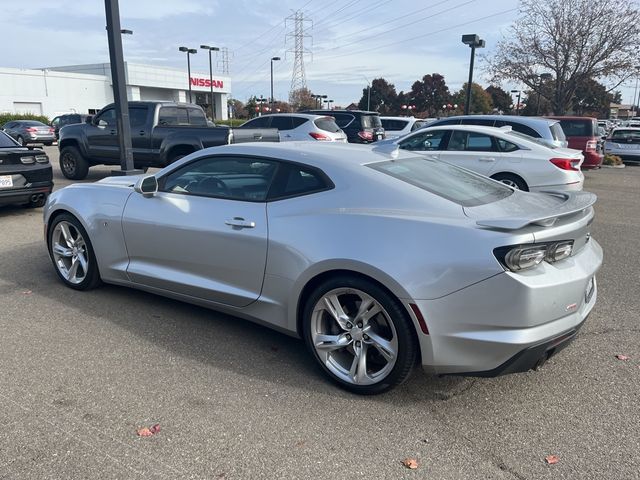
[324,99,334,110]
[200,45,220,120]
[534,72,552,115]
[461,34,485,115]
[361,75,371,111]
[270,56,281,112]
[179,46,197,103]
[257,95,267,116]
[511,90,523,115]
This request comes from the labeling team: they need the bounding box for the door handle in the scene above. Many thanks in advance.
[139,130,146,136]
[253,134,263,140]
[479,157,495,162]
[225,217,256,229]
[284,134,292,138]
[109,129,116,135]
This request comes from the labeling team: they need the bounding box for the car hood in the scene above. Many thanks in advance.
[463,190,597,230]
[96,174,145,187]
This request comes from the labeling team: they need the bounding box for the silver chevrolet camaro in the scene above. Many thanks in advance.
[44,142,602,394]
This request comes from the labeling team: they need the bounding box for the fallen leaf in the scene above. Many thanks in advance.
[136,423,160,437]
[401,458,418,469]
[545,455,559,465]
[615,354,630,361]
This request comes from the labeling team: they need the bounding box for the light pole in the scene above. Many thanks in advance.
[360,75,371,111]
[461,34,485,115]
[535,73,552,115]
[179,46,197,103]
[511,90,523,115]
[270,57,281,112]
[324,99,334,110]
[200,45,219,119]
[257,95,267,116]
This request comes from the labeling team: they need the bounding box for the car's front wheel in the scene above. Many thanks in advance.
[303,276,417,394]
[48,214,101,290]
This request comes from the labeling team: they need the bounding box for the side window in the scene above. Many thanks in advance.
[331,113,354,128]
[496,138,519,153]
[400,130,448,151]
[269,164,331,199]
[51,117,60,127]
[95,108,116,126]
[4,122,16,129]
[161,156,278,201]
[496,121,540,138]
[463,119,495,127]
[70,115,81,124]
[176,108,189,125]
[158,107,177,126]
[270,116,294,131]
[432,119,460,126]
[447,131,496,152]
[129,107,148,128]
[411,121,425,131]
[240,117,270,129]
[381,119,409,131]
[291,117,308,129]
[187,107,207,126]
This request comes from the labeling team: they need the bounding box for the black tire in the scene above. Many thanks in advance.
[16,135,24,146]
[302,275,418,395]
[59,146,90,180]
[491,172,528,191]
[47,213,101,290]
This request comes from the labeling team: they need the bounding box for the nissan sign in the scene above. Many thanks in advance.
[190,77,224,88]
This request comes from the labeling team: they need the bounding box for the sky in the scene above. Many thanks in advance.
[1,0,638,108]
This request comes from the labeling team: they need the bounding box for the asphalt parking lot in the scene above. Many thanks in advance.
[1,147,639,479]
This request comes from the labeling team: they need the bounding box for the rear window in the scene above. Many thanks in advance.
[331,113,355,128]
[187,107,207,126]
[0,131,18,147]
[314,117,341,133]
[495,120,540,138]
[362,115,382,129]
[610,129,640,143]
[550,122,567,142]
[381,119,409,131]
[19,121,47,127]
[368,156,513,207]
[558,119,595,137]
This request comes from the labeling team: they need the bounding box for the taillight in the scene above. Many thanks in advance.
[26,127,38,132]
[550,158,579,171]
[585,139,597,151]
[48,128,55,134]
[357,131,374,141]
[309,132,331,141]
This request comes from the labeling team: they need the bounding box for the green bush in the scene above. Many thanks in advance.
[603,154,623,166]
[215,118,246,127]
[0,112,51,126]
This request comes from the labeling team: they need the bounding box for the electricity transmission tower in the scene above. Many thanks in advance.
[218,47,231,75]
[286,10,312,102]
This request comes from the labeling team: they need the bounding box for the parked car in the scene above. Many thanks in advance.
[238,113,347,142]
[379,116,427,139]
[58,101,279,180]
[302,109,385,143]
[378,125,584,192]
[603,127,640,163]
[2,120,56,147]
[0,131,52,208]
[44,142,602,394]
[426,115,568,149]
[546,116,603,169]
[51,113,91,140]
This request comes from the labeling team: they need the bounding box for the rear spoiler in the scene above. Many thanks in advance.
[475,191,597,230]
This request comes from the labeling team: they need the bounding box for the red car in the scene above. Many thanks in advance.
[546,116,603,169]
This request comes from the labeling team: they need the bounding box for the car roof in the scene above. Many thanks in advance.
[249,113,334,120]
[434,114,559,127]
[546,116,596,121]
[303,109,379,115]
[611,127,640,131]
[380,116,416,120]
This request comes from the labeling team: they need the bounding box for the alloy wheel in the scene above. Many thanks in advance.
[61,152,76,176]
[51,221,89,285]
[310,288,398,386]
[500,179,520,189]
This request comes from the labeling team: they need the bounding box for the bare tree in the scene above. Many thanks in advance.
[486,0,640,114]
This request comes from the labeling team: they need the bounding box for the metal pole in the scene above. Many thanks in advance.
[187,52,192,103]
[208,50,214,119]
[367,83,371,111]
[464,44,475,115]
[517,92,522,115]
[270,60,274,112]
[104,0,137,175]
[535,80,542,116]
[632,76,639,117]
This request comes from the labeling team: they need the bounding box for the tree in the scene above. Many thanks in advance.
[409,74,451,116]
[452,83,493,114]
[289,88,316,111]
[228,98,245,119]
[485,85,513,113]
[571,78,622,117]
[487,0,640,114]
[357,78,397,114]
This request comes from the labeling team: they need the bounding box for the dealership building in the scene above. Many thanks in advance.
[0,62,231,120]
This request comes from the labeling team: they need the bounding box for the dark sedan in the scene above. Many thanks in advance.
[2,120,56,147]
[0,131,53,208]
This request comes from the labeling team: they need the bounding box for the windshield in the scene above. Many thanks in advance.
[362,115,382,129]
[0,131,19,148]
[368,156,513,207]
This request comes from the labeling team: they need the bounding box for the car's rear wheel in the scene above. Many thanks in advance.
[303,276,417,394]
[59,146,89,180]
[491,172,528,191]
[48,214,101,290]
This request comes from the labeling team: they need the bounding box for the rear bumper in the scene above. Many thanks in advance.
[413,238,602,375]
[0,181,53,206]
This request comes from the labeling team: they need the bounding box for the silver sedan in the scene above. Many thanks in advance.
[44,142,603,394]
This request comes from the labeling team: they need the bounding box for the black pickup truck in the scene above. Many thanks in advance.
[58,101,279,180]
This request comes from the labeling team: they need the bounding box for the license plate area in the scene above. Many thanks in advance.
[0,175,14,188]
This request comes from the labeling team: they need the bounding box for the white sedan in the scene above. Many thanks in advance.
[379,125,584,191]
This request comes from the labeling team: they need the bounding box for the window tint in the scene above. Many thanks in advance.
[432,119,460,126]
[558,119,594,137]
[447,130,496,152]
[496,138,520,152]
[292,117,308,129]
[51,117,60,127]
[462,118,495,127]
[95,108,116,126]
[240,117,270,128]
[158,107,177,126]
[362,115,382,128]
[399,130,447,151]
[129,107,148,127]
[270,164,330,199]
[368,157,513,207]
[270,116,295,131]
[381,119,409,131]
[0,131,18,147]
[331,113,354,128]
[70,115,81,124]
[19,121,47,127]
[4,122,16,129]
[314,117,340,133]
[496,120,540,138]
[187,107,207,126]
[161,156,278,201]
[411,121,425,131]
[611,129,640,143]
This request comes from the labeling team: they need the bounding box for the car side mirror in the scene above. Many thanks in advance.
[85,115,93,124]
[134,175,158,197]
[97,119,108,128]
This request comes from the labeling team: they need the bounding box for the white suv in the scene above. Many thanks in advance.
[239,114,347,142]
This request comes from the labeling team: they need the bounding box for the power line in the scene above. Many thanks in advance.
[313,0,363,29]
[313,0,394,36]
